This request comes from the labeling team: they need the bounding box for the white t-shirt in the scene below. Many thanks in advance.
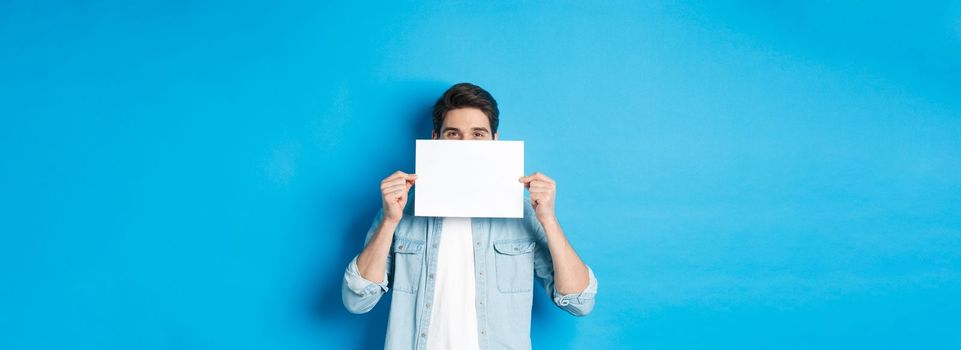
[426,217,480,350]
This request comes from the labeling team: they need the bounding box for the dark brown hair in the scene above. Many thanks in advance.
[432,82,499,136]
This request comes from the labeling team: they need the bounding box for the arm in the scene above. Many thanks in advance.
[341,171,416,314]
[355,216,399,284]
[539,217,591,294]
[521,172,598,316]
[342,209,392,314]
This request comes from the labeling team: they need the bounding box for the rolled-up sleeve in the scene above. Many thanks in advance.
[551,264,597,316]
[341,208,392,314]
[342,255,389,314]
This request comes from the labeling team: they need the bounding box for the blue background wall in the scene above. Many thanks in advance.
[2,1,960,349]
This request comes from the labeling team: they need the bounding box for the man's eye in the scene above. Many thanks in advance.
[474,133,483,137]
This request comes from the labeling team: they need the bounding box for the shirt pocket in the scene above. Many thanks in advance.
[391,237,425,294]
[493,239,536,293]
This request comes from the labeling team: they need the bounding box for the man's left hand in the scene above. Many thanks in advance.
[519,172,558,223]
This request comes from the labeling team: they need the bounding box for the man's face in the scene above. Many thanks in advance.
[433,108,498,141]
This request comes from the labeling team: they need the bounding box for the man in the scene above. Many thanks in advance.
[342,83,597,350]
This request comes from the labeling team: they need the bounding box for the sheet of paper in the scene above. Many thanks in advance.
[414,140,524,218]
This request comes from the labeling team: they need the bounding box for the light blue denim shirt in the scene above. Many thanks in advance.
[342,199,597,350]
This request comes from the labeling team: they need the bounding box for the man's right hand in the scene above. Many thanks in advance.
[380,171,417,223]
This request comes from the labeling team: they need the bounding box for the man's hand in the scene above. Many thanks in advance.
[519,172,557,223]
[381,171,417,223]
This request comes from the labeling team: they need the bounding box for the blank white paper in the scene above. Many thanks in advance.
[414,140,524,218]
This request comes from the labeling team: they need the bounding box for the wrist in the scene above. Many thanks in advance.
[381,216,401,227]
[537,213,558,226]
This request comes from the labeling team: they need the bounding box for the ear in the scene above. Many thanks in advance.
[432,131,438,140]
[493,132,498,140]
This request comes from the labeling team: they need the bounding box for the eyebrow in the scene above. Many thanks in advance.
[442,127,490,133]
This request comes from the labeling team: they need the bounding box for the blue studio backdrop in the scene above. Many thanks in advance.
[2,1,960,349]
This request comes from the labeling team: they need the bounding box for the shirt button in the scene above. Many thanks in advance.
[432,243,438,248]
[481,330,486,335]
[426,303,431,308]
[479,301,484,305]
[421,333,426,338]
[429,273,434,279]
[479,271,484,276]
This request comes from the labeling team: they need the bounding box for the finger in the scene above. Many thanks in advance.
[535,172,554,183]
[381,177,407,190]
[528,185,553,192]
[390,177,408,187]
[528,179,554,188]
[383,185,402,194]
[382,171,411,184]
[531,190,552,199]
[383,184,407,195]
[398,174,417,186]
[519,176,539,187]
[527,172,554,184]
[526,184,554,193]
[382,171,405,182]
[382,175,404,186]
[527,181,547,189]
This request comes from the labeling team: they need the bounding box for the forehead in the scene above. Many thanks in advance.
[442,108,491,129]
